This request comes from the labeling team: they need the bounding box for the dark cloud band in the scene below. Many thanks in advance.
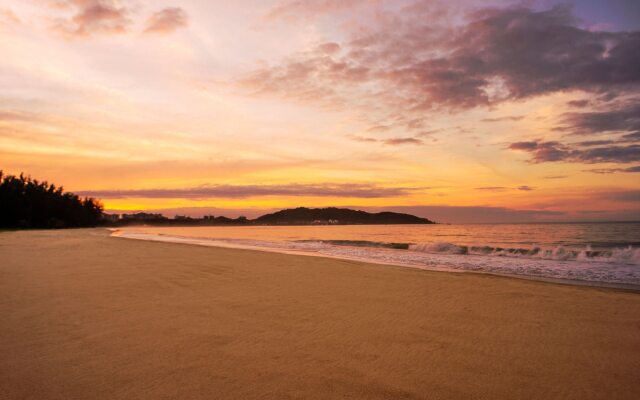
[78,183,422,199]
[509,141,640,164]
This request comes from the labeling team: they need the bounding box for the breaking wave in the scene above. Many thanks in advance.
[297,239,640,265]
[409,242,640,265]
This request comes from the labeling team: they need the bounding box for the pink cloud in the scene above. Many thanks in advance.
[242,4,640,139]
[144,7,188,34]
[51,0,131,36]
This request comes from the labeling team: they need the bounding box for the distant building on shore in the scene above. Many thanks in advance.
[311,219,340,225]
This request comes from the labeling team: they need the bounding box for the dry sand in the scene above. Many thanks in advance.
[1,228,639,399]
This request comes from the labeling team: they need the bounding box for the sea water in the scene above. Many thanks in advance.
[113,222,640,288]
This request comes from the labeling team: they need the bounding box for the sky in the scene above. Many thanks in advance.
[0,0,639,223]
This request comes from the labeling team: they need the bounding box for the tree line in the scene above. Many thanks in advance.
[0,171,103,229]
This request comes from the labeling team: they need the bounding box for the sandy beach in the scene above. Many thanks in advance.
[1,229,639,399]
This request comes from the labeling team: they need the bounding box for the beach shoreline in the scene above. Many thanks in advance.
[1,228,639,399]
[111,228,640,292]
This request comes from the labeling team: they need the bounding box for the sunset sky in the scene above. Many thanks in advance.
[1,0,639,222]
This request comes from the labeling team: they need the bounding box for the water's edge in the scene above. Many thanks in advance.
[109,229,640,292]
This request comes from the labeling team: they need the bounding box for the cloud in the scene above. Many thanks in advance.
[576,140,616,146]
[510,102,640,164]
[605,190,640,202]
[347,135,422,145]
[415,129,441,138]
[0,8,20,24]
[144,7,188,34]
[474,185,535,191]
[367,125,390,133]
[382,137,422,145]
[475,186,509,191]
[562,145,640,163]
[348,135,378,143]
[622,131,640,142]
[317,42,341,54]
[51,0,131,36]
[586,166,640,174]
[567,99,590,108]
[557,102,640,136]
[481,116,524,122]
[243,4,640,131]
[77,183,423,199]
[509,140,640,164]
[0,110,44,122]
[509,141,539,151]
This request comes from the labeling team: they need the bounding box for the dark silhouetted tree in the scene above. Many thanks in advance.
[0,171,103,229]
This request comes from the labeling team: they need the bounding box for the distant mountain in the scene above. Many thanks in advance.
[254,207,434,225]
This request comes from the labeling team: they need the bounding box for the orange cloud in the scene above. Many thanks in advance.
[0,8,20,24]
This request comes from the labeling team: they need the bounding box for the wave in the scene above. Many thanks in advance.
[295,238,640,265]
[294,238,640,265]
[409,242,640,265]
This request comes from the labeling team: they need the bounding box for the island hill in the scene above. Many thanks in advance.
[108,207,435,226]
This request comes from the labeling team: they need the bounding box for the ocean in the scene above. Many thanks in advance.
[113,222,640,288]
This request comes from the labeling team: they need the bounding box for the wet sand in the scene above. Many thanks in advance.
[1,228,639,399]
